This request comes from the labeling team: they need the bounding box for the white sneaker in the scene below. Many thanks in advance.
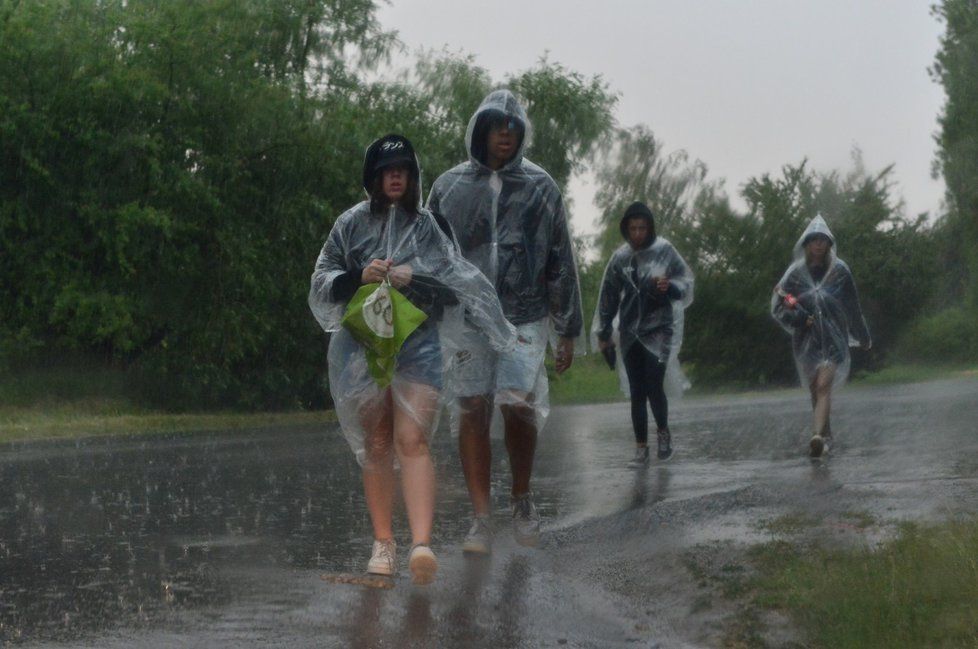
[462,515,492,555]
[408,544,438,585]
[366,539,396,576]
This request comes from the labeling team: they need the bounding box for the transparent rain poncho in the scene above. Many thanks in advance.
[591,236,695,398]
[426,89,584,431]
[771,215,871,388]
[309,201,516,465]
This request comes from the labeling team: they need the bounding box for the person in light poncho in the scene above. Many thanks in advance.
[592,202,694,467]
[771,214,871,458]
[309,134,515,583]
[427,89,584,552]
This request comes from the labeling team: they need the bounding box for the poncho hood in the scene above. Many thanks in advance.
[793,214,837,264]
[464,89,530,171]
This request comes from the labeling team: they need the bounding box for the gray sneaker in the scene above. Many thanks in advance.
[656,428,673,461]
[511,494,540,547]
[809,434,825,458]
[462,515,492,555]
[627,446,650,468]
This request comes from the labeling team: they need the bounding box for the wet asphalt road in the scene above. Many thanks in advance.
[1,377,977,648]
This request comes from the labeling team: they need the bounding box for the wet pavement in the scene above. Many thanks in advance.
[1,377,977,647]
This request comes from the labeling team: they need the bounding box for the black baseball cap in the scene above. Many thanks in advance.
[362,134,418,191]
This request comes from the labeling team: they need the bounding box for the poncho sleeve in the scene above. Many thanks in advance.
[308,214,353,333]
[545,193,584,339]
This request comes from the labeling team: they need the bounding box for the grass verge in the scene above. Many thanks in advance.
[0,365,333,443]
[852,363,978,386]
[548,353,624,405]
[692,519,978,648]
[0,410,333,444]
[3,360,975,442]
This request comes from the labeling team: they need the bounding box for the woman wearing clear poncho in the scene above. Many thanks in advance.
[592,202,694,467]
[771,215,871,459]
[308,134,516,584]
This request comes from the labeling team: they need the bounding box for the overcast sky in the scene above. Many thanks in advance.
[376,0,946,235]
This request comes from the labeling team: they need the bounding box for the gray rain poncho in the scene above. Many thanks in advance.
[427,89,584,428]
[309,141,516,464]
[591,212,694,398]
[771,215,871,388]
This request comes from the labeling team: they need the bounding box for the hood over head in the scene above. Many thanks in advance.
[465,89,530,169]
[793,214,837,262]
[362,133,421,194]
[619,201,656,248]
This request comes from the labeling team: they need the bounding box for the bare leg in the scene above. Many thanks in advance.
[500,396,537,498]
[362,391,395,542]
[392,382,439,546]
[458,395,494,516]
[811,364,836,439]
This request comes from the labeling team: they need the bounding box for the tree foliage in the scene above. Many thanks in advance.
[0,3,617,408]
[931,0,978,307]
[591,137,941,386]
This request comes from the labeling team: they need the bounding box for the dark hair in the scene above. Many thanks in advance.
[369,167,420,215]
[619,201,656,247]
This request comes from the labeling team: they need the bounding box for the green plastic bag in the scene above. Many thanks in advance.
[340,279,428,388]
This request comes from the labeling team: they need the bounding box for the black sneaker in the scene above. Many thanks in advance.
[656,428,673,461]
[627,446,650,468]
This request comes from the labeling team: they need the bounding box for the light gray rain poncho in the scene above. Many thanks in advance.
[591,207,695,398]
[309,136,516,464]
[771,215,871,388]
[426,89,584,430]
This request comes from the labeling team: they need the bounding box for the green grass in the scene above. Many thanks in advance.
[757,513,820,536]
[548,353,624,405]
[751,520,978,648]
[852,363,978,387]
[3,359,975,443]
[0,365,332,442]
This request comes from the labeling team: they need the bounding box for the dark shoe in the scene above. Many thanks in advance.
[627,446,650,468]
[656,428,673,461]
[809,435,825,458]
[511,494,540,547]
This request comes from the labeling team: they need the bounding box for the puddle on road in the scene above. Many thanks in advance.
[0,430,372,643]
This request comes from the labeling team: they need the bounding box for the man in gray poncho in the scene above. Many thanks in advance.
[427,89,583,552]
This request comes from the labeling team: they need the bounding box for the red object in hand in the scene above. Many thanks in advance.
[783,293,798,309]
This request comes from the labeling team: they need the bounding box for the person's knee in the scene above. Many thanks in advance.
[500,401,535,427]
[460,395,491,418]
[363,433,394,466]
[394,428,430,458]
[815,376,833,395]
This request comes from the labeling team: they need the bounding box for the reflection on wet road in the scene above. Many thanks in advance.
[2,378,977,647]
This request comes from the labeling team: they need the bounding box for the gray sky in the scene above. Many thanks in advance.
[376,0,946,235]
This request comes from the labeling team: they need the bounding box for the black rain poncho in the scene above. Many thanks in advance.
[771,215,871,388]
[591,214,694,398]
[309,142,516,465]
[426,89,584,428]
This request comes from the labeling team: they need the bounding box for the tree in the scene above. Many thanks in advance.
[0,7,619,408]
[931,0,978,306]
[0,0,394,406]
